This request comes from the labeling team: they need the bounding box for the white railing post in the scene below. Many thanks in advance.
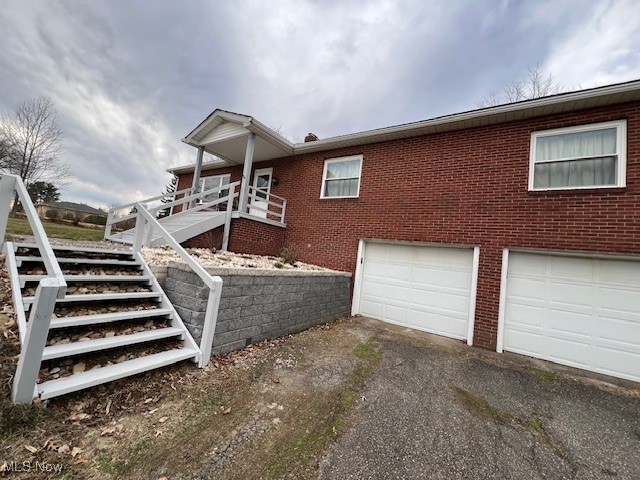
[281,198,287,223]
[12,279,61,404]
[104,210,114,240]
[199,280,223,367]
[221,187,235,251]
[0,175,17,242]
[133,213,145,253]
[238,133,255,214]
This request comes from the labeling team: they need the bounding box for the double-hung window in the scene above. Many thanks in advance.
[321,155,363,198]
[199,174,231,203]
[529,120,626,191]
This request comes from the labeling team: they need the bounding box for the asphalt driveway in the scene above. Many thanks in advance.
[319,317,640,480]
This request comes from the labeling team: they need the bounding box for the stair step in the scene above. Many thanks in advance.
[23,291,160,305]
[42,327,185,361]
[15,256,140,266]
[19,274,151,287]
[50,308,173,329]
[37,348,197,400]
[14,243,135,259]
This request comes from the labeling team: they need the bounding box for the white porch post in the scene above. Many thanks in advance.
[191,146,205,209]
[238,133,255,214]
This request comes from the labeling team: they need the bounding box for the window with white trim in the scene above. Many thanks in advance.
[321,155,363,198]
[529,120,626,191]
[199,174,230,203]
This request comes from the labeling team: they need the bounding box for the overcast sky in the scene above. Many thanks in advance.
[1,0,639,208]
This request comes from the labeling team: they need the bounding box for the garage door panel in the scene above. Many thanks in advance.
[361,280,386,298]
[363,261,387,278]
[550,257,595,282]
[545,309,593,337]
[504,328,544,356]
[442,270,472,289]
[504,252,640,383]
[549,282,593,308]
[412,267,444,285]
[547,336,592,368]
[360,243,474,342]
[384,304,407,323]
[508,277,546,300]
[599,261,640,287]
[598,316,640,344]
[409,289,440,308]
[506,303,544,328]
[360,299,382,318]
[440,292,470,314]
[599,287,640,313]
[387,263,412,281]
[596,347,640,381]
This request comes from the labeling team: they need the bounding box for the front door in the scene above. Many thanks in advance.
[249,167,272,218]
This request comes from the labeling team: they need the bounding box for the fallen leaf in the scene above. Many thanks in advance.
[147,408,159,415]
[143,398,154,404]
[74,459,87,465]
[100,427,116,436]
[222,407,231,415]
[272,418,281,425]
[0,462,7,472]
[159,416,168,423]
[105,399,112,415]
[67,412,91,421]
[155,430,163,438]
[58,444,70,454]
[70,447,82,458]
[24,445,37,454]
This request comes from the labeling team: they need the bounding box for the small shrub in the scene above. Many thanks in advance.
[72,211,83,226]
[84,214,107,226]
[279,247,297,266]
[45,208,60,223]
[274,262,284,269]
[62,212,75,222]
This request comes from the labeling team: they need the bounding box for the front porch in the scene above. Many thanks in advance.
[105,110,292,249]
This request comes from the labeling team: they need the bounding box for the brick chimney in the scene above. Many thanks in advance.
[304,132,319,142]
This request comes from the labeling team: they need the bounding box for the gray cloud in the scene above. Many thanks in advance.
[0,0,638,208]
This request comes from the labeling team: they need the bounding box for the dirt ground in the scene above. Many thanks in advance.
[3,253,640,479]
[0,277,380,480]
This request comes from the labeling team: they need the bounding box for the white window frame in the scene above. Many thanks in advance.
[199,174,231,203]
[320,155,363,199]
[528,120,627,191]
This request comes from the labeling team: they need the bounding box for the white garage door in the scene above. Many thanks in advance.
[359,243,475,341]
[503,252,640,382]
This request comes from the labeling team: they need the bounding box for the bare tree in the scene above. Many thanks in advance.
[0,97,70,187]
[478,65,565,108]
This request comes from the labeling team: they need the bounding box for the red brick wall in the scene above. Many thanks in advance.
[176,100,640,350]
[183,226,224,250]
[228,218,285,257]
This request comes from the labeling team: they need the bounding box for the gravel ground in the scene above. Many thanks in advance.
[8,235,335,271]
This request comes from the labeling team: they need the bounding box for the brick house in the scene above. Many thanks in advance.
[167,80,640,383]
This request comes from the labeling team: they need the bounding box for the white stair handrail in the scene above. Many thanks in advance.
[132,203,223,367]
[0,173,67,404]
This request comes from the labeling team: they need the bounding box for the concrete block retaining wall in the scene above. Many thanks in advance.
[152,263,352,356]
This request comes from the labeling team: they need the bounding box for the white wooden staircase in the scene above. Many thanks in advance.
[1,173,224,404]
[5,242,200,400]
[107,210,227,245]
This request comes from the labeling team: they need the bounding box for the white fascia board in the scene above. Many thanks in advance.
[245,118,294,155]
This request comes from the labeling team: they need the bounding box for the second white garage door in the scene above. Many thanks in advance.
[358,242,476,342]
[502,252,640,382]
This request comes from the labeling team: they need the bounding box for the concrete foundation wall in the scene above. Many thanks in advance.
[154,264,351,356]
